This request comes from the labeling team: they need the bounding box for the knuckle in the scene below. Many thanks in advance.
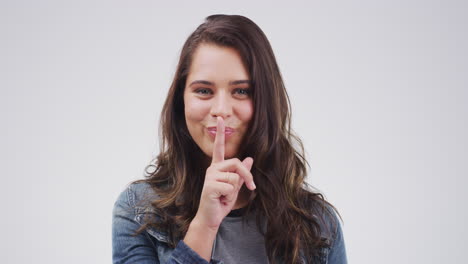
[229,172,239,180]
[233,158,241,165]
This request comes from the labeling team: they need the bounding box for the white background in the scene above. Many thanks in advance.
[1,0,467,263]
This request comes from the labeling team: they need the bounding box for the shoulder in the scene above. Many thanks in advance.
[309,199,343,247]
[318,204,347,262]
[128,181,160,207]
[305,199,347,262]
[113,181,172,242]
[114,181,160,214]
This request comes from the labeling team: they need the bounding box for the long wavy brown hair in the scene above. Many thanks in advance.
[134,14,340,263]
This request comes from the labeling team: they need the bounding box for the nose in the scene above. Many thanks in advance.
[210,90,232,119]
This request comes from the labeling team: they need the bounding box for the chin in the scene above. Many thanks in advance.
[202,146,239,160]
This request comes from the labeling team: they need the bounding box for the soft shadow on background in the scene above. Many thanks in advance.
[1,0,467,263]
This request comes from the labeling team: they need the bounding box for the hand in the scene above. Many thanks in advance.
[184,116,256,261]
[193,116,256,230]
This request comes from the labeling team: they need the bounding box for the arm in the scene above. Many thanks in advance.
[112,185,215,264]
[183,218,219,261]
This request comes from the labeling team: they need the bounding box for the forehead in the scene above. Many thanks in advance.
[187,43,249,84]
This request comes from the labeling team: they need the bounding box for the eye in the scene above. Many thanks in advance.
[233,88,251,96]
[194,88,213,95]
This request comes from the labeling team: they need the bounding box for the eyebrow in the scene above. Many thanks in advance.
[188,80,252,87]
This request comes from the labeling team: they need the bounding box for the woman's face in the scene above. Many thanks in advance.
[184,43,253,159]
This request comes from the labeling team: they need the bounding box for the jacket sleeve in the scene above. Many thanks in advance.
[327,212,348,264]
[112,184,219,264]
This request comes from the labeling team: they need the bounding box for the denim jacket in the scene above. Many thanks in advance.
[112,182,347,264]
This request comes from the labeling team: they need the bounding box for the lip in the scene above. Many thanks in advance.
[206,126,235,139]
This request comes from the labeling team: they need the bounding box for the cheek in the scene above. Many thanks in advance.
[237,100,254,123]
[184,98,210,123]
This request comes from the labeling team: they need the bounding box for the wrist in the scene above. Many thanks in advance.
[189,216,219,236]
[183,217,219,261]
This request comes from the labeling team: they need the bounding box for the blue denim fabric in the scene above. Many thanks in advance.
[112,182,347,264]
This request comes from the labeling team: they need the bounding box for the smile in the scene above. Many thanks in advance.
[206,127,235,139]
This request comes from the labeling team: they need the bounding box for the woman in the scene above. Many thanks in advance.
[112,14,347,264]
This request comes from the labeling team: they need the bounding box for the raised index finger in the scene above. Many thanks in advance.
[212,116,225,163]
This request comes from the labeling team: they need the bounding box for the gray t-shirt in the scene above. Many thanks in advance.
[212,208,269,264]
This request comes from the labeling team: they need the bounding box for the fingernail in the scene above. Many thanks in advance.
[251,182,256,190]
